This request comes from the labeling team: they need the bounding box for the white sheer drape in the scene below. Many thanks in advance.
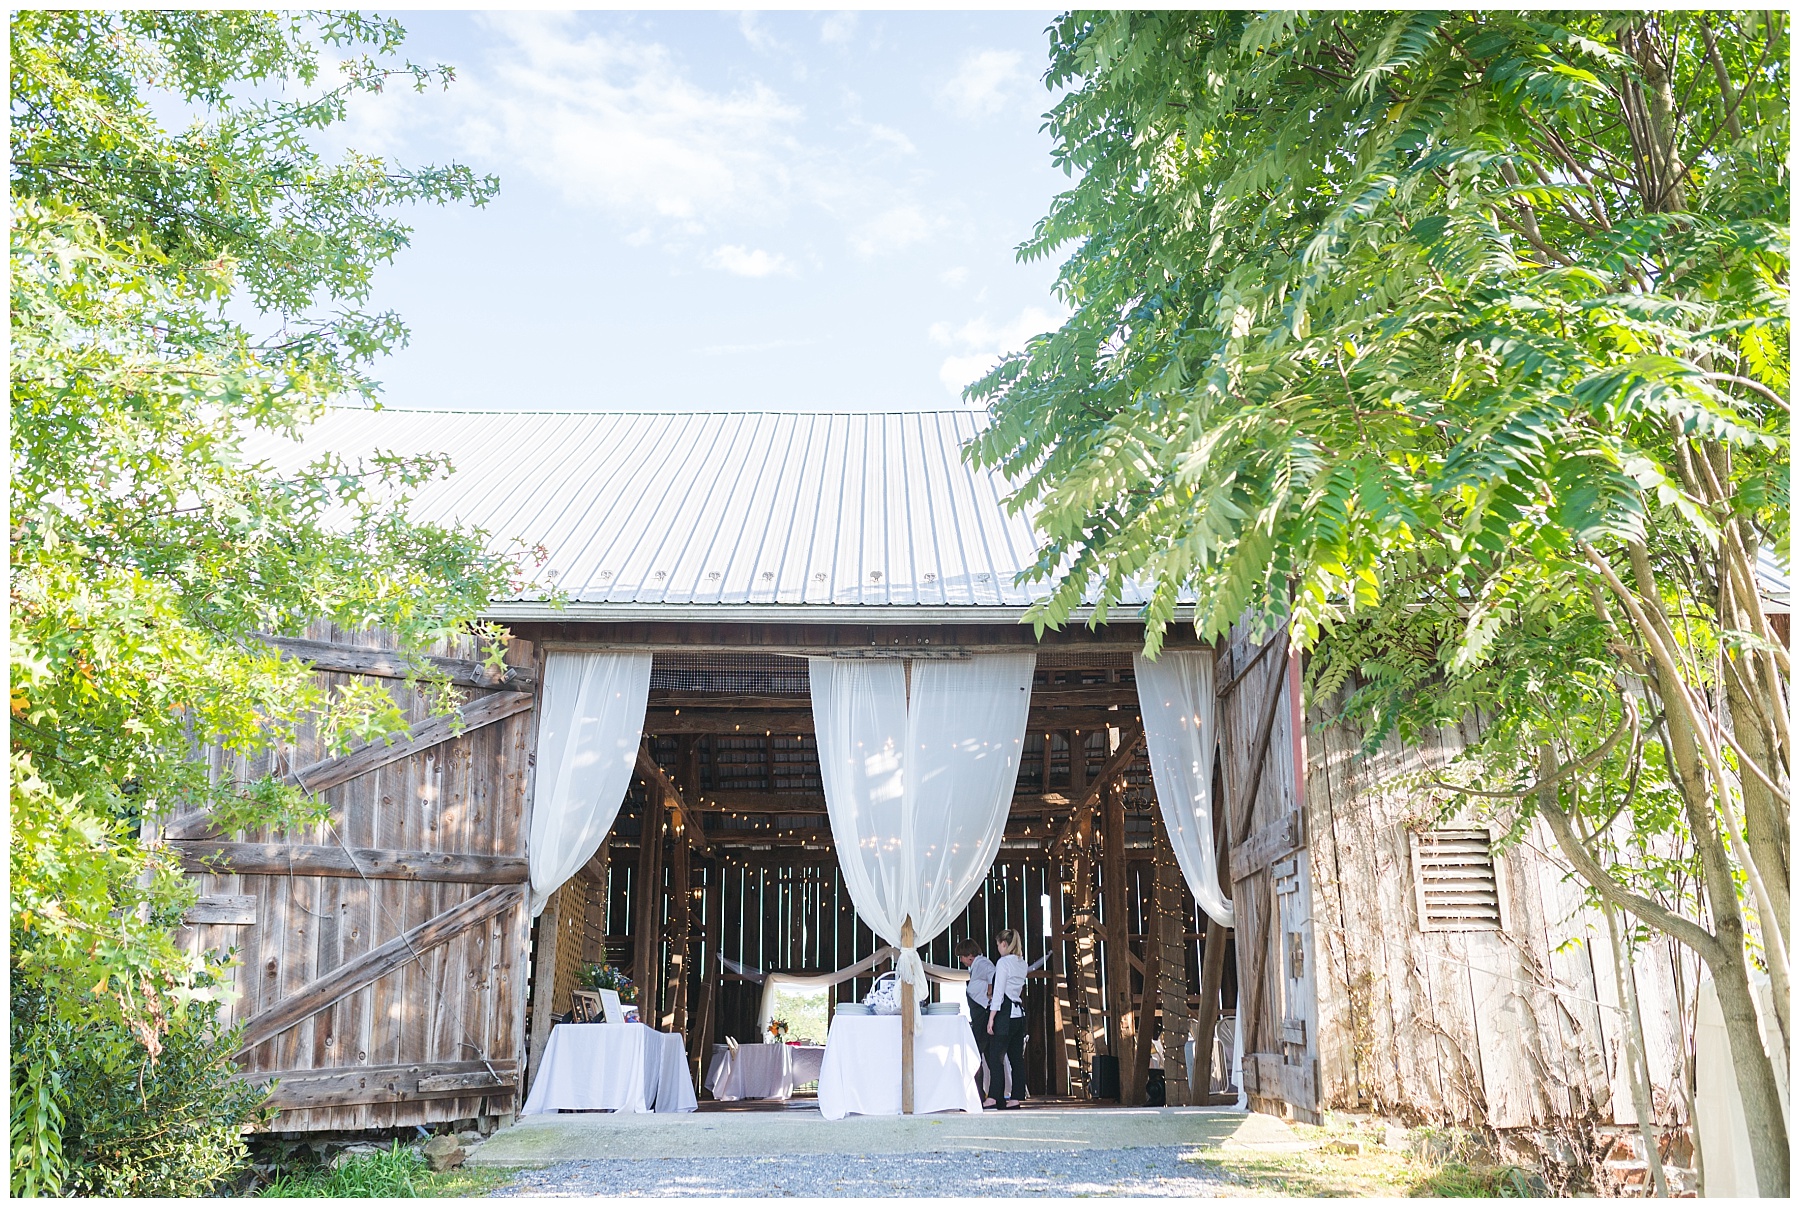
[528,651,652,915]
[1134,650,1234,927]
[809,654,1035,994]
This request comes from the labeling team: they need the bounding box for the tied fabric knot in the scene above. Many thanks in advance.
[896,946,929,997]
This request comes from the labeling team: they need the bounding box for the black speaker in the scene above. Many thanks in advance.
[1090,1054,1120,1100]
[1145,1068,1167,1107]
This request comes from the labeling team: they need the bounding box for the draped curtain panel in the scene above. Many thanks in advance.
[809,654,1036,992]
[1134,650,1234,927]
[528,651,653,915]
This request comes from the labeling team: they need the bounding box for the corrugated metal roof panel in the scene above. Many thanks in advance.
[239,408,1133,614]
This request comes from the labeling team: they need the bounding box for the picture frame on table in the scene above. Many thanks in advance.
[571,989,602,1023]
[598,988,626,1024]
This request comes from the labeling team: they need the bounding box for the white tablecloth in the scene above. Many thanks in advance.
[817,1015,983,1120]
[521,1023,698,1115]
[705,1043,827,1101]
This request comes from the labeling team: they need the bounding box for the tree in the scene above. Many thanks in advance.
[9,11,524,1194]
[970,11,1787,1191]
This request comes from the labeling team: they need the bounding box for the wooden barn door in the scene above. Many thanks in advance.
[1218,623,1321,1124]
[163,624,539,1131]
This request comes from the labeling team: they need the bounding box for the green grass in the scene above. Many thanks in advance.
[1182,1121,1546,1198]
[258,1142,509,1198]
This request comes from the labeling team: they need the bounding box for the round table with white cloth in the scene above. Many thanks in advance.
[705,1043,826,1101]
[521,1023,698,1115]
[816,1014,983,1121]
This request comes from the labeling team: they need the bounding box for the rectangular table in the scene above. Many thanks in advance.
[816,1015,983,1120]
[521,1022,698,1115]
[704,1043,826,1101]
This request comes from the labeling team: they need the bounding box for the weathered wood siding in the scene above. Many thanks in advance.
[1304,692,1687,1131]
[171,624,537,1132]
[1218,625,1321,1123]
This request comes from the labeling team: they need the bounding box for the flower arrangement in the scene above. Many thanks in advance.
[766,1017,790,1041]
[582,963,637,1003]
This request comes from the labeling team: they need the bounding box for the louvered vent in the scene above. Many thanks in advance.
[1411,829,1505,932]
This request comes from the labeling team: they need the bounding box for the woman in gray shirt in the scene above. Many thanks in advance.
[957,939,994,1102]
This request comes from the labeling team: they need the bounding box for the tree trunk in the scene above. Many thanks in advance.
[1654,739,1789,1197]
[1604,902,1670,1197]
[1724,605,1790,952]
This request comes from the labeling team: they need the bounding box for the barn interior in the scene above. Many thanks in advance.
[519,642,1241,1110]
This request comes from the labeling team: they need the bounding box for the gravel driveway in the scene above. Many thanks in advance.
[491,1145,1236,1197]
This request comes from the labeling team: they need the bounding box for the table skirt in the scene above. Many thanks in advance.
[705,1043,826,1101]
[521,1023,698,1115]
[816,1015,983,1120]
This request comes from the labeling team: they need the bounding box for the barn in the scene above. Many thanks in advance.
[163,408,1689,1161]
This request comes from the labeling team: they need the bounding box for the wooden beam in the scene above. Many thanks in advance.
[1229,812,1301,883]
[526,618,1208,656]
[1215,628,1284,700]
[1152,813,1194,1106]
[1231,634,1291,846]
[1049,727,1145,855]
[1130,881,1160,1108]
[636,744,713,856]
[254,632,537,691]
[633,783,667,1015]
[685,789,1069,815]
[1102,783,1136,1099]
[183,894,258,925]
[901,915,916,1115]
[169,842,529,884]
[161,691,533,843]
[665,829,692,1034]
[645,684,1140,710]
[289,690,535,796]
[234,882,524,1056]
[1191,915,1229,1098]
[645,707,1138,737]
[247,1059,518,1112]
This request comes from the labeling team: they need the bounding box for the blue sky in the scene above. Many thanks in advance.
[335,10,1070,412]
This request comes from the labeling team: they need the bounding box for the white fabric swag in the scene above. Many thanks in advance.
[729,948,972,1034]
[527,651,652,915]
[1134,650,1234,928]
[809,654,1036,996]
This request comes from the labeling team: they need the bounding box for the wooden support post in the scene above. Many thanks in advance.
[1192,915,1229,1098]
[525,887,563,1097]
[1102,782,1136,1101]
[1131,885,1159,1108]
[690,859,726,1087]
[1070,800,1105,1094]
[1153,814,1194,1106]
[633,784,666,1020]
[901,915,916,1115]
[664,828,692,1033]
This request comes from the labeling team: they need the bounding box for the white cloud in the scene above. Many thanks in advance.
[738,11,784,55]
[819,12,858,45]
[849,204,935,257]
[937,49,1027,119]
[444,13,803,227]
[706,244,797,278]
[930,305,1066,397]
[860,122,916,156]
[940,266,969,287]
[338,12,941,274]
[698,337,816,356]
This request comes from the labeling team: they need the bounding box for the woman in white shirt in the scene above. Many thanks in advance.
[984,929,1029,1109]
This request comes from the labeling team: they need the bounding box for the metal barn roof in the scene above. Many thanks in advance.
[243,408,1126,622]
